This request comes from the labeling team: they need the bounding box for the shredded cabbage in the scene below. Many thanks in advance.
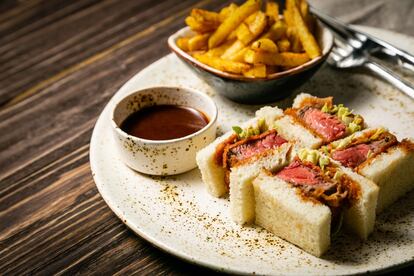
[232,118,268,139]
[330,134,355,150]
[298,149,330,169]
[347,122,361,134]
[370,127,385,140]
[320,103,363,133]
[333,171,343,180]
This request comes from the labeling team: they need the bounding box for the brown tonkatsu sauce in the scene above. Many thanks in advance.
[121,105,209,140]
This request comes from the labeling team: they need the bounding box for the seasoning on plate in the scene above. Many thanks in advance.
[121,105,209,140]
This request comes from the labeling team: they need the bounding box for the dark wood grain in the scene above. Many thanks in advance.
[0,0,413,275]
[0,0,232,274]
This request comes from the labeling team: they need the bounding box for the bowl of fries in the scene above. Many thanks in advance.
[168,0,333,104]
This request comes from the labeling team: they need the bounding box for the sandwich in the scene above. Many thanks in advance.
[196,106,289,198]
[196,92,413,258]
[228,130,292,224]
[197,93,364,199]
[253,149,379,257]
[322,128,414,213]
[196,106,296,224]
[272,93,365,149]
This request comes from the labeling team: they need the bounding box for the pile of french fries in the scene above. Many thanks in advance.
[177,0,321,78]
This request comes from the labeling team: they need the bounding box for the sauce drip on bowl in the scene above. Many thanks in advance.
[121,105,209,140]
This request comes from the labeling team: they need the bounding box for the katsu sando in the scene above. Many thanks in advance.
[322,128,414,213]
[272,93,365,149]
[253,149,378,256]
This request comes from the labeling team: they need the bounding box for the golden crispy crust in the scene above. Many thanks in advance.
[296,96,333,110]
[214,134,237,167]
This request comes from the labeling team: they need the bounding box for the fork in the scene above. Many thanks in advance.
[311,6,414,73]
[310,7,414,100]
[328,40,414,100]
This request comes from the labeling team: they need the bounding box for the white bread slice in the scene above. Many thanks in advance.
[340,166,379,240]
[255,105,284,127]
[229,143,292,225]
[292,92,324,108]
[273,115,323,149]
[196,131,234,197]
[357,140,414,213]
[253,172,331,257]
[196,106,285,198]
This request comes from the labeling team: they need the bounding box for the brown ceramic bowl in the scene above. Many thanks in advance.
[168,22,333,105]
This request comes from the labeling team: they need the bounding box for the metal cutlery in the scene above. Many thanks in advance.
[310,6,414,72]
[310,6,414,99]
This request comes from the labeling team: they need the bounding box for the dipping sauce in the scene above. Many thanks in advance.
[121,105,209,140]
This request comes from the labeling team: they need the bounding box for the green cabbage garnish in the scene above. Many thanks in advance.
[333,171,343,180]
[320,103,363,133]
[232,118,268,139]
[330,134,355,150]
[347,122,361,134]
[232,126,243,135]
[370,128,385,140]
[298,149,330,169]
[321,103,330,113]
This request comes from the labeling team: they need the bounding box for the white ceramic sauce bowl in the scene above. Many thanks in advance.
[111,86,217,175]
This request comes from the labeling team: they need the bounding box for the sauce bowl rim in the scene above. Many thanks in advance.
[110,86,218,145]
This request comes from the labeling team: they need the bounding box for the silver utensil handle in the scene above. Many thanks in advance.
[365,61,414,100]
[311,6,414,71]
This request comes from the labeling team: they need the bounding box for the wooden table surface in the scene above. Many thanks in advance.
[1,0,413,275]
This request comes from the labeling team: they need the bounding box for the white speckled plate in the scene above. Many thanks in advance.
[90,26,414,275]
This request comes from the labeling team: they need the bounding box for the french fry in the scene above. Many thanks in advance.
[191,9,222,26]
[299,0,315,33]
[194,53,251,74]
[244,49,310,67]
[243,64,266,78]
[236,23,253,45]
[247,11,267,37]
[182,0,318,78]
[251,38,278,53]
[177,37,190,51]
[277,38,291,52]
[188,33,210,51]
[287,0,321,58]
[186,9,222,34]
[208,0,260,49]
[283,4,302,52]
[229,11,266,44]
[283,9,294,27]
[287,27,303,53]
[219,3,239,21]
[299,0,308,18]
[283,7,302,53]
[188,50,207,56]
[244,11,257,25]
[228,47,249,62]
[261,19,286,41]
[206,40,235,57]
[185,16,215,33]
[227,28,237,41]
[265,1,279,24]
[221,40,245,59]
